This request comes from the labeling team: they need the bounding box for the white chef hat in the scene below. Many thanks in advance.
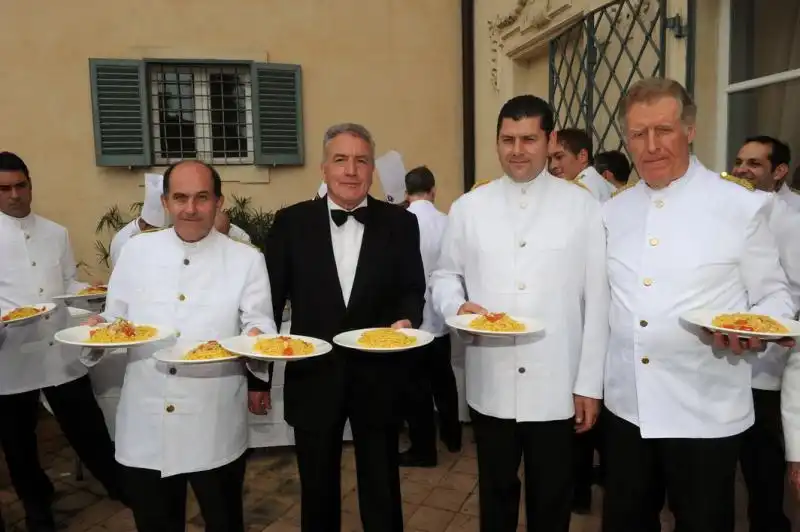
[141,173,166,228]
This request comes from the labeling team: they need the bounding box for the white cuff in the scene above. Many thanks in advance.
[245,360,270,383]
[79,348,108,368]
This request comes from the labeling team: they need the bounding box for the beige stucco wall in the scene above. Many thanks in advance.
[473,0,723,182]
[0,0,463,278]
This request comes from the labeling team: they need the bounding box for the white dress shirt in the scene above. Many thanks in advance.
[604,158,794,439]
[407,199,448,336]
[109,219,142,268]
[328,197,367,305]
[777,183,800,212]
[431,171,609,421]
[577,166,615,203]
[91,228,276,477]
[228,224,251,244]
[0,212,88,394]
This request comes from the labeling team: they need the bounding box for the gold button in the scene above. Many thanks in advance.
[178,294,186,301]
[640,320,648,327]
[643,278,653,287]
[649,238,659,246]
[641,357,650,365]
[166,405,175,413]
[31,261,36,267]
[175,331,181,338]
[654,200,664,208]
[518,282,526,290]
[520,202,528,209]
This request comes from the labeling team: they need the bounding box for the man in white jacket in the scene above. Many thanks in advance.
[108,173,167,268]
[83,160,274,532]
[549,128,615,202]
[431,95,608,532]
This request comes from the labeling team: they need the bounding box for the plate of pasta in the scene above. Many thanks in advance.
[446,312,545,337]
[333,327,434,353]
[153,340,240,364]
[52,286,108,303]
[54,318,176,347]
[220,334,333,361]
[0,303,57,326]
[681,309,800,339]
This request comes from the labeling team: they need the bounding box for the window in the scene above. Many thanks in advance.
[720,0,800,175]
[89,59,304,168]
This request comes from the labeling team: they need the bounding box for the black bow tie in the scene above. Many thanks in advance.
[331,207,368,227]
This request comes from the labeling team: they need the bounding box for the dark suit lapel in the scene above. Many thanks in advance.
[314,197,347,312]
[347,196,381,311]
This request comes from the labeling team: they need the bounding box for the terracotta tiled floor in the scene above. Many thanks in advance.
[3,413,800,531]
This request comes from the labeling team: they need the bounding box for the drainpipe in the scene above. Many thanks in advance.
[461,0,476,192]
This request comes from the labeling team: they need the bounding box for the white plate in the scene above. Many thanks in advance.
[332,328,433,353]
[152,342,241,365]
[445,314,545,337]
[681,309,800,339]
[54,323,176,348]
[0,303,57,326]
[220,334,333,362]
[52,291,108,304]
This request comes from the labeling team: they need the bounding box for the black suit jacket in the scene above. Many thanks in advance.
[257,196,426,430]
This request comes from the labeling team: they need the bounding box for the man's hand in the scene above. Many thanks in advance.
[711,331,795,355]
[391,319,412,329]
[789,462,800,499]
[248,391,271,415]
[82,315,107,327]
[247,328,264,337]
[573,395,600,433]
[457,302,488,316]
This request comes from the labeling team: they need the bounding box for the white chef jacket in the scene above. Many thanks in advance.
[577,166,615,203]
[228,224,251,244]
[109,218,142,268]
[750,196,800,391]
[407,199,448,337]
[0,212,88,394]
[431,171,609,421]
[777,183,800,212]
[604,158,794,439]
[94,228,276,477]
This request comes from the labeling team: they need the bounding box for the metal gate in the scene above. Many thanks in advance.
[549,0,694,156]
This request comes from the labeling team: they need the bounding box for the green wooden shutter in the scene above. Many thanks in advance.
[89,59,152,167]
[252,63,304,166]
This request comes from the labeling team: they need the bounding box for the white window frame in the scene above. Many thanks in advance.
[715,0,800,169]
[150,65,254,166]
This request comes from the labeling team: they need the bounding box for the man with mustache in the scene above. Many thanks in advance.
[0,151,122,531]
[82,160,275,531]
[601,78,795,532]
[431,95,608,531]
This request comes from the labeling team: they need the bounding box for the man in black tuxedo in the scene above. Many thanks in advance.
[261,123,426,532]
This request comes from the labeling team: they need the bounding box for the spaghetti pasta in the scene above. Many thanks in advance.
[87,318,157,343]
[1,306,46,322]
[711,313,789,334]
[357,328,417,348]
[254,336,315,357]
[77,286,108,296]
[183,341,235,361]
[468,312,526,332]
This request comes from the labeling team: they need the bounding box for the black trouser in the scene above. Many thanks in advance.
[294,416,403,532]
[573,407,604,499]
[740,388,790,532]
[470,408,574,532]
[0,376,120,518]
[122,454,246,532]
[404,335,461,455]
[602,409,741,532]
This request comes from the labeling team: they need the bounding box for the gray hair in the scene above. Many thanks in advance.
[618,77,697,133]
[322,123,376,160]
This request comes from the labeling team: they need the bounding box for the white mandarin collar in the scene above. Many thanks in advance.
[169,227,221,255]
[407,199,436,214]
[642,156,697,198]
[0,211,34,231]
[327,197,368,213]
[502,168,548,192]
